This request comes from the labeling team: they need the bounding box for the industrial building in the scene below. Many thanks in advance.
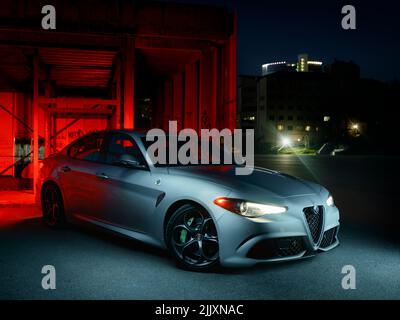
[0,0,237,197]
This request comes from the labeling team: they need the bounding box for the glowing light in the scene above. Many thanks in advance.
[305,126,311,132]
[324,116,330,122]
[214,197,287,217]
[243,116,255,121]
[352,124,359,129]
[281,136,291,147]
[214,198,227,206]
[326,195,334,207]
[277,124,284,131]
[262,61,287,68]
[308,61,323,65]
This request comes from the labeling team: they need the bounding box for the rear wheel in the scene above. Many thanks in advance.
[166,204,219,272]
[42,183,66,228]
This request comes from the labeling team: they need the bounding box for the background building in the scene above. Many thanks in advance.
[238,57,394,154]
[296,54,323,73]
[261,53,322,76]
[261,61,295,75]
[256,71,329,152]
[238,75,258,129]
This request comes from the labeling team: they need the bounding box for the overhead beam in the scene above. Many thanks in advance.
[0,28,123,50]
[38,97,117,106]
[48,108,114,115]
[135,36,219,51]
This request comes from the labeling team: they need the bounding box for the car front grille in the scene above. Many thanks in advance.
[303,206,324,244]
[246,237,306,260]
[320,227,338,248]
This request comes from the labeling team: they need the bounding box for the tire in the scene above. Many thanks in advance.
[41,183,67,228]
[166,204,219,272]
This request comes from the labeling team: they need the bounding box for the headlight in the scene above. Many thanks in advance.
[326,195,334,207]
[214,197,287,217]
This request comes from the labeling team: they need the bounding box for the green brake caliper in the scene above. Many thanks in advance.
[180,217,194,243]
[180,229,187,243]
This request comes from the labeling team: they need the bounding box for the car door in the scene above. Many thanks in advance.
[58,132,108,219]
[98,133,162,233]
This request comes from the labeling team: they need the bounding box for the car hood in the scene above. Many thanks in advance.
[167,165,322,198]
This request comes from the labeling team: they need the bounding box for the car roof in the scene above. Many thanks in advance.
[89,129,149,138]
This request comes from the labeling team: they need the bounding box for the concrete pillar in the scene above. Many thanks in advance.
[163,79,173,130]
[122,37,135,129]
[183,62,199,130]
[44,80,52,158]
[152,86,164,129]
[227,14,237,130]
[172,73,183,130]
[200,47,217,129]
[218,14,237,131]
[32,54,39,196]
[114,57,121,129]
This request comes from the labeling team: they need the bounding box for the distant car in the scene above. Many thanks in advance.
[38,130,340,271]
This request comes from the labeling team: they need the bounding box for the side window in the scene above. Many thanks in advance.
[105,134,146,166]
[68,133,105,162]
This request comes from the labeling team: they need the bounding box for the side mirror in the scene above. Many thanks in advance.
[115,154,145,169]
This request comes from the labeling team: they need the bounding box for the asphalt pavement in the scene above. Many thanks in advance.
[0,155,399,299]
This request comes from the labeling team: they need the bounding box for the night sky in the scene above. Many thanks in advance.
[166,0,400,82]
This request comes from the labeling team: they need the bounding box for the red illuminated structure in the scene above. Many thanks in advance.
[0,0,237,195]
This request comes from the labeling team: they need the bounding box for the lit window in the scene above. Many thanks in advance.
[243,116,255,121]
[305,126,311,132]
[323,116,330,122]
[277,124,284,131]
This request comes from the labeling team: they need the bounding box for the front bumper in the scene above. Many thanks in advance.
[214,197,340,267]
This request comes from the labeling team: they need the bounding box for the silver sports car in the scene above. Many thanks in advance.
[38,130,340,271]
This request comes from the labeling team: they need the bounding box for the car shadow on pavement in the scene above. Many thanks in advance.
[8,216,395,277]
[1,217,315,275]
[73,221,171,259]
[1,217,175,265]
[218,255,316,275]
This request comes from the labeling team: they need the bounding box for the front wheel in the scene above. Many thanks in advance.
[41,183,66,228]
[166,204,219,272]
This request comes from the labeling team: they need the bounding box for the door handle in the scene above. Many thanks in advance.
[96,173,109,180]
[61,166,71,173]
